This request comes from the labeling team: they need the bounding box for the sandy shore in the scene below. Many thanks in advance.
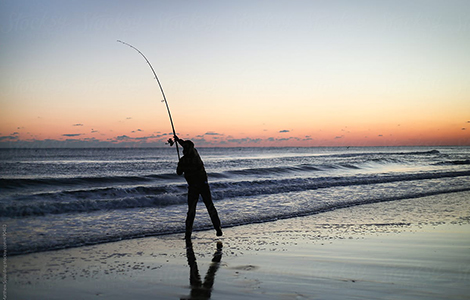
[6,191,470,299]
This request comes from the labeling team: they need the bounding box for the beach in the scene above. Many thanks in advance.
[3,1,470,298]
[7,191,470,300]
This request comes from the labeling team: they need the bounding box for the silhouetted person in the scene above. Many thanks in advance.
[181,241,223,300]
[174,136,222,239]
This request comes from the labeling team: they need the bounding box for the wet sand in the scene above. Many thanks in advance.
[7,191,470,299]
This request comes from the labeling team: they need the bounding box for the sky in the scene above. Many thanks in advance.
[1,0,469,147]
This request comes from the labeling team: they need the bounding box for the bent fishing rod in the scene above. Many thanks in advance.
[117,40,180,159]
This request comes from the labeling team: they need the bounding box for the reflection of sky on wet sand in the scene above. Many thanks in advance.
[7,191,470,299]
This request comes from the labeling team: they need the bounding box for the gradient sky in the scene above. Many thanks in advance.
[1,0,469,147]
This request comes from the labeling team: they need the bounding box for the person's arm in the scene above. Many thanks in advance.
[176,158,184,175]
[174,135,184,146]
[174,135,184,175]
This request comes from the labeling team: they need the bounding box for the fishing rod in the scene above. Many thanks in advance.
[117,40,180,159]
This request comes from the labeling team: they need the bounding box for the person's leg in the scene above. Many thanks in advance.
[186,186,199,239]
[200,183,222,236]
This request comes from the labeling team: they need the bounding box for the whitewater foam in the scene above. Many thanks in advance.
[1,146,469,255]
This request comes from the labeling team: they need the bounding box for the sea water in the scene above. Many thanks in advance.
[1,146,469,255]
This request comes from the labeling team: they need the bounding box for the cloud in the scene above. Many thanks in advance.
[110,133,172,143]
[0,136,19,141]
[267,137,294,142]
[72,124,84,127]
[191,137,210,144]
[116,135,131,140]
[204,132,223,136]
[227,137,262,144]
[134,136,153,141]
[62,134,82,137]
[279,130,290,133]
[0,137,167,148]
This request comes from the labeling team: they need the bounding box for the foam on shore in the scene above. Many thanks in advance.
[7,191,470,300]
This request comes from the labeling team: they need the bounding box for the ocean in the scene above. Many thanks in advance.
[1,146,469,255]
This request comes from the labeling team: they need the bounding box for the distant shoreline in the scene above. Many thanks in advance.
[1,145,468,149]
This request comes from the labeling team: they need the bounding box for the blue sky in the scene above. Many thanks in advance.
[1,0,469,147]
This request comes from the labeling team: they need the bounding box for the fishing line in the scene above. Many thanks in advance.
[117,40,180,159]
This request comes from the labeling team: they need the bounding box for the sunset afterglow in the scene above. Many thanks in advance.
[1,1,469,147]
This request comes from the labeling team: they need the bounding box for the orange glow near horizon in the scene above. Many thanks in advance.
[1,105,468,147]
[1,1,469,147]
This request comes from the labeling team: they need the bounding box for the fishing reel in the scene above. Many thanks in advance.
[166,138,175,146]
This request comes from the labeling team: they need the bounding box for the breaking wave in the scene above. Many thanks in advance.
[2,169,469,218]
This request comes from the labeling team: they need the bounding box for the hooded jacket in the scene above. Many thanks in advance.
[176,140,207,185]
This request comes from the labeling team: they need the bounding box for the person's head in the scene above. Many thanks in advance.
[181,140,195,156]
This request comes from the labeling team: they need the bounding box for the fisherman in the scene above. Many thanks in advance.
[174,135,222,239]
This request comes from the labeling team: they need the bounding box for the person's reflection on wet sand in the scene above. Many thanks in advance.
[181,241,223,300]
